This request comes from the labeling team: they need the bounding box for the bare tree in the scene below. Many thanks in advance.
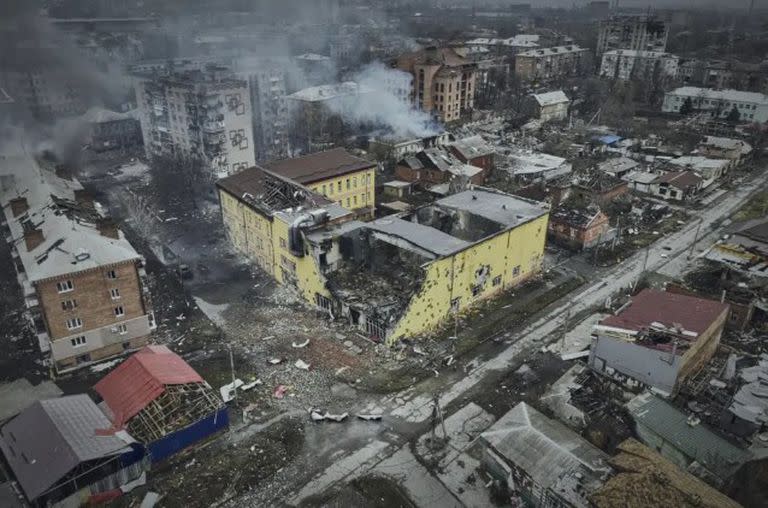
[150,153,208,212]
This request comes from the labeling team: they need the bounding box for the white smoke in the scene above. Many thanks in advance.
[333,62,442,140]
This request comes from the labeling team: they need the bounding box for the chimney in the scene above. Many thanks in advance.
[74,189,94,209]
[10,197,29,217]
[24,228,45,251]
[97,218,120,239]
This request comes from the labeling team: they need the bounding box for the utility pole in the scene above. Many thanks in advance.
[430,394,447,449]
[688,219,702,260]
[229,345,237,403]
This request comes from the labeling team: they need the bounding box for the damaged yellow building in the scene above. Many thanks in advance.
[218,152,549,344]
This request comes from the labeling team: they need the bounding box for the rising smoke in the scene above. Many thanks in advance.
[331,62,441,139]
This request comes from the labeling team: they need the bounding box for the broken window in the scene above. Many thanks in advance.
[65,317,82,330]
[513,265,521,277]
[70,335,86,347]
[471,285,483,297]
[114,306,125,317]
[279,237,287,249]
[57,280,74,293]
[315,293,333,312]
[110,288,120,299]
[106,269,117,279]
[451,297,461,312]
[61,299,77,311]
[493,276,502,287]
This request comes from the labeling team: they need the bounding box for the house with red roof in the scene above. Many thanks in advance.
[588,289,729,396]
[94,346,227,463]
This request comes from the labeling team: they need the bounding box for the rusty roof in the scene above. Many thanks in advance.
[601,289,728,336]
[263,148,375,185]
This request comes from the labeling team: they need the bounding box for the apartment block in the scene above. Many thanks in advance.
[599,50,679,81]
[596,14,669,57]
[515,45,591,82]
[236,59,290,161]
[395,47,478,122]
[662,87,768,123]
[0,149,154,375]
[134,65,256,178]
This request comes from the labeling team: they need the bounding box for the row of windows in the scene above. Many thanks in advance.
[55,270,119,294]
[69,323,128,348]
[60,288,120,311]
[314,173,373,197]
[65,306,125,330]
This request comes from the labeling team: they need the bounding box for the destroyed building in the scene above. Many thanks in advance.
[0,395,146,507]
[705,218,768,278]
[596,15,669,57]
[445,135,496,172]
[548,206,611,251]
[514,45,591,82]
[589,439,741,508]
[529,90,570,123]
[626,392,751,486]
[94,346,227,463]
[721,354,768,438]
[394,147,487,191]
[480,402,613,507]
[0,149,155,375]
[218,162,549,342]
[589,289,730,396]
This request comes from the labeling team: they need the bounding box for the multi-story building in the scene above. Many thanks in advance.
[661,87,768,123]
[530,90,571,122]
[0,149,155,375]
[134,66,255,177]
[264,148,377,217]
[599,50,679,82]
[236,59,290,161]
[80,107,143,152]
[394,47,477,122]
[219,166,549,344]
[514,45,591,82]
[596,14,669,57]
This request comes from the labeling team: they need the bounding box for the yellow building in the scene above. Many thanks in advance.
[264,148,377,218]
[219,163,549,344]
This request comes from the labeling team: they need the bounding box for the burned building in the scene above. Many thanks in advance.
[394,147,487,191]
[596,15,669,58]
[548,206,611,251]
[94,346,227,463]
[219,164,549,343]
[589,289,730,396]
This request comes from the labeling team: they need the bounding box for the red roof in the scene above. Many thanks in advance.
[601,289,728,337]
[94,346,204,428]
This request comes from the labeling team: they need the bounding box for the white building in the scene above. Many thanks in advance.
[600,50,679,81]
[134,66,256,178]
[662,87,768,123]
[531,90,570,122]
[508,151,572,181]
[668,155,730,187]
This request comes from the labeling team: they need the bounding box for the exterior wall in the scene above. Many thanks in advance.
[600,52,678,81]
[548,215,610,250]
[394,164,448,185]
[650,181,698,202]
[589,334,682,395]
[90,118,143,151]
[677,307,728,383]
[515,49,589,82]
[633,422,692,472]
[218,189,275,275]
[305,167,376,216]
[538,102,569,122]
[147,408,228,463]
[597,17,669,56]
[35,260,152,372]
[388,214,548,343]
[400,60,476,122]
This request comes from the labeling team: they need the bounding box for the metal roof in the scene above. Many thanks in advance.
[0,379,62,422]
[367,217,471,257]
[627,393,750,479]
[264,148,375,185]
[0,395,131,501]
[481,402,611,506]
[436,189,548,228]
[94,346,205,429]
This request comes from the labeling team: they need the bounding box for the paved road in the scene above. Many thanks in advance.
[252,169,768,506]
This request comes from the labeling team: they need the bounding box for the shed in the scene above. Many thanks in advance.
[95,346,227,463]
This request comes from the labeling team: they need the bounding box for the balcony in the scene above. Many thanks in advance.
[202,121,225,133]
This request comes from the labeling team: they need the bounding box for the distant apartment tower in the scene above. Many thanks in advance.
[134,66,256,177]
[597,15,669,57]
[394,47,477,122]
[515,45,591,82]
[237,60,290,161]
[0,151,155,374]
[600,50,679,81]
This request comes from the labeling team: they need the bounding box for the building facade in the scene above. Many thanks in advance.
[596,15,669,57]
[134,66,256,177]
[0,153,155,375]
[394,47,477,122]
[662,87,768,123]
[599,50,679,82]
[237,60,290,161]
[515,45,590,82]
[548,207,611,250]
[531,90,570,122]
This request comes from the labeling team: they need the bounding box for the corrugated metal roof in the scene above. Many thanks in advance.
[94,346,204,428]
[0,395,130,501]
[264,148,375,185]
[627,393,750,479]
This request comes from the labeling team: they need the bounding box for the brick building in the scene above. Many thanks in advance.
[394,47,477,122]
[395,147,486,189]
[445,135,496,172]
[0,150,154,374]
[547,206,611,250]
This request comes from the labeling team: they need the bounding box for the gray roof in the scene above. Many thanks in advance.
[448,135,496,159]
[367,217,471,257]
[481,402,611,506]
[0,379,62,422]
[627,392,750,479]
[0,395,131,501]
[436,189,548,228]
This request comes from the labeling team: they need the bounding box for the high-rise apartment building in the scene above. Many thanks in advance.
[134,66,256,177]
[394,47,477,122]
[596,15,669,57]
